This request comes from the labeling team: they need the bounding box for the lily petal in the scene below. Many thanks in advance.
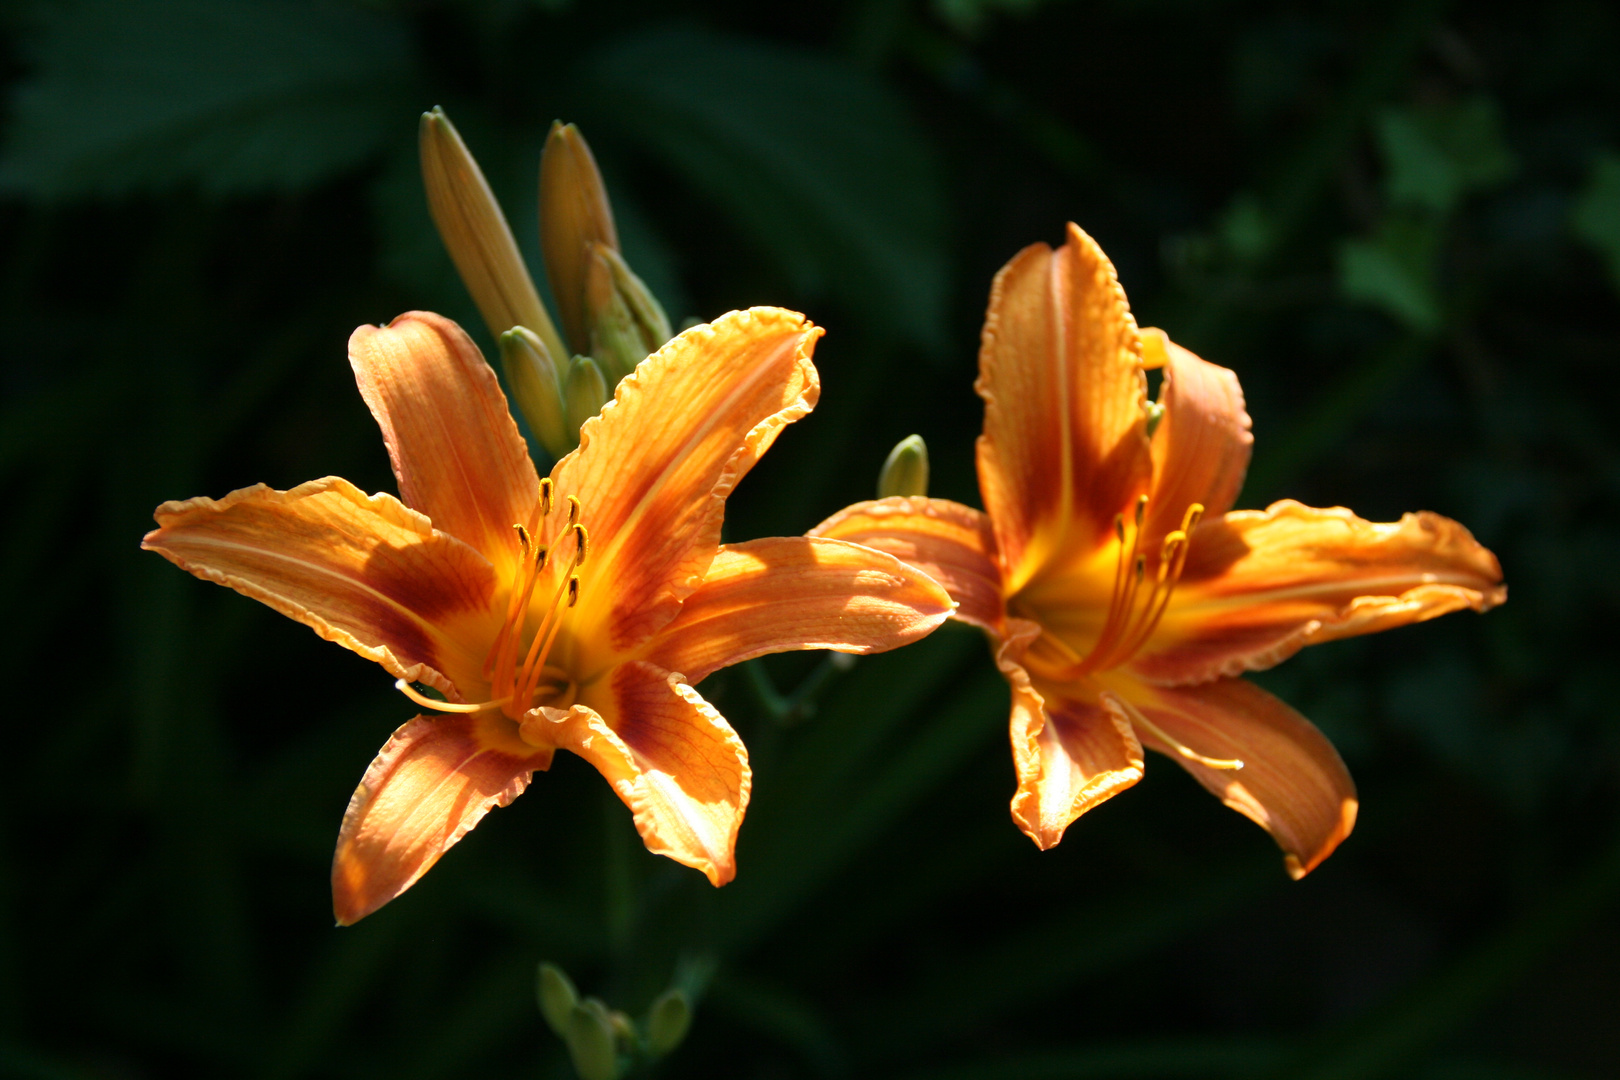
[1133,501,1506,685]
[977,223,1150,592]
[1003,620,1145,848]
[142,477,499,697]
[645,536,954,684]
[332,711,553,924]
[1142,329,1253,546]
[1107,674,1358,879]
[555,307,822,655]
[808,496,1004,631]
[349,312,540,578]
[560,662,750,885]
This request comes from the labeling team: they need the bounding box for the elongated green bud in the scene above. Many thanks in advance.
[564,354,609,435]
[584,243,672,384]
[418,108,566,366]
[541,121,619,355]
[878,434,929,498]
[536,962,579,1038]
[566,999,620,1080]
[499,327,572,460]
[645,989,692,1056]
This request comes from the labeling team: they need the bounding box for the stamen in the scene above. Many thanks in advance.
[1180,501,1205,534]
[1105,531,1188,666]
[566,494,581,526]
[395,678,507,715]
[485,538,548,684]
[517,574,576,707]
[1115,695,1244,771]
[1065,498,1205,677]
[539,477,554,517]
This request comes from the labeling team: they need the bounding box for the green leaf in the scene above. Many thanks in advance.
[0,0,415,198]
[1376,98,1516,215]
[1337,219,1442,333]
[586,27,950,352]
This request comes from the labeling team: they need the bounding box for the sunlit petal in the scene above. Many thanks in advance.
[809,496,1004,631]
[142,477,499,697]
[1105,674,1357,879]
[557,663,750,885]
[1142,329,1253,546]
[977,223,1151,591]
[1002,620,1145,847]
[331,712,554,925]
[349,311,541,578]
[1133,501,1506,685]
[555,307,822,656]
[645,536,953,685]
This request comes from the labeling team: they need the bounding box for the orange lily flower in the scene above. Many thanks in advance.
[813,225,1505,877]
[143,307,952,923]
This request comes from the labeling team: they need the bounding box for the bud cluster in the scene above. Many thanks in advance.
[537,962,694,1080]
[421,108,674,459]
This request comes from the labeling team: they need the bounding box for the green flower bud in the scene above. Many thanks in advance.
[499,327,572,460]
[1144,399,1166,441]
[645,989,692,1057]
[540,122,619,356]
[536,962,579,1038]
[566,999,621,1080]
[565,354,610,435]
[584,243,672,385]
[418,107,566,365]
[877,434,929,498]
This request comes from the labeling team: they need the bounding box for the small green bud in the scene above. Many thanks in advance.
[584,243,672,384]
[566,999,621,1080]
[564,354,610,435]
[645,989,693,1057]
[536,962,579,1038]
[877,434,929,499]
[499,327,572,460]
[1144,400,1166,440]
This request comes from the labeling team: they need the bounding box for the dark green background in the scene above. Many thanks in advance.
[2,1,1617,1077]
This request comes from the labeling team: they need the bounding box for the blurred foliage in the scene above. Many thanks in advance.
[2,0,1618,1078]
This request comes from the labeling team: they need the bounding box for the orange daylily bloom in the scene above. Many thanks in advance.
[144,307,952,923]
[813,225,1505,877]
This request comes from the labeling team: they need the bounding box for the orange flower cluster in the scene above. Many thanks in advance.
[144,221,1502,923]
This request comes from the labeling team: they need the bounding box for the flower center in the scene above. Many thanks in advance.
[394,477,590,721]
[1024,495,1204,680]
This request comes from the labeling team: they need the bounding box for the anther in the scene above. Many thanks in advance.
[566,494,581,526]
[567,576,580,607]
[539,477,554,516]
[571,523,590,567]
[515,524,532,556]
[1134,494,1148,529]
[1180,501,1205,534]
